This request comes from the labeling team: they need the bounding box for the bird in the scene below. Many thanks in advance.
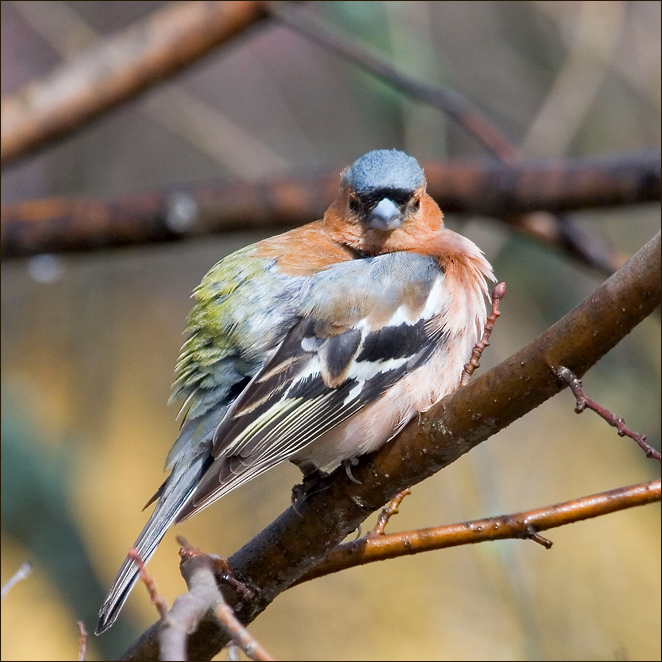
[95,148,494,634]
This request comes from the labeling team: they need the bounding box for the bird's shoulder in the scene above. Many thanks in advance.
[253,220,358,275]
[168,223,357,427]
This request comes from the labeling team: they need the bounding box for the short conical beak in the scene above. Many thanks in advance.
[369,198,402,231]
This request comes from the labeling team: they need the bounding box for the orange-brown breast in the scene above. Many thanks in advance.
[254,220,357,276]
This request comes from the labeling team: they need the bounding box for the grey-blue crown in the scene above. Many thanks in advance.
[342,149,425,194]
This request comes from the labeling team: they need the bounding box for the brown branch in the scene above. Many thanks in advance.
[121,233,660,661]
[556,367,661,461]
[213,593,276,661]
[2,150,658,259]
[127,548,168,621]
[368,489,411,537]
[158,542,275,661]
[77,620,88,662]
[270,1,635,275]
[0,1,270,167]
[296,479,661,584]
[515,211,622,275]
[461,282,506,387]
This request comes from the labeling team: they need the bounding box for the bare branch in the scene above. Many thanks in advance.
[121,234,660,661]
[213,591,276,661]
[555,367,661,461]
[1,150,657,259]
[461,282,506,387]
[297,479,661,583]
[128,548,168,622]
[77,620,88,662]
[368,489,411,537]
[1,1,270,166]
[1,562,32,601]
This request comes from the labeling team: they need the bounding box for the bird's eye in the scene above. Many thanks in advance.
[411,198,421,211]
[349,196,361,213]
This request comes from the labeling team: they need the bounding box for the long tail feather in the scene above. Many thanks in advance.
[95,454,209,635]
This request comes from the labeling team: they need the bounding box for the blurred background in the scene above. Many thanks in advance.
[1,1,660,660]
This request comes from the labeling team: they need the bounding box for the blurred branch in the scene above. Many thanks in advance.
[122,233,660,661]
[9,0,291,179]
[1,0,655,274]
[270,0,519,163]
[0,562,32,601]
[270,1,636,275]
[521,1,625,157]
[77,621,88,662]
[0,1,270,167]
[2,149,658,259]
[297,479,661,584]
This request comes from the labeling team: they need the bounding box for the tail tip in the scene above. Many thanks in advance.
[95,603,118,636]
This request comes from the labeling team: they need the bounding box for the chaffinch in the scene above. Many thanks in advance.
[96,149,494,634]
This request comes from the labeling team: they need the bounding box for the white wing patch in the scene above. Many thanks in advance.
[185,254,456,514]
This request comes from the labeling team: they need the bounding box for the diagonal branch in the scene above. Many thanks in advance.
[121,233,660,661]
[270,1,518,162]
[270,1,631,275]
[556,367,661,461]
[0,1,270,166]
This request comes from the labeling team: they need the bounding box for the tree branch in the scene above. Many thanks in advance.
[269,1,519,162]
[121,232,660,661]
[296,479,661,583]
[1,150,657,259]
[0,1,270,166]
[1,562,32,601]
[269,1,632,275]
[556,366,661,461]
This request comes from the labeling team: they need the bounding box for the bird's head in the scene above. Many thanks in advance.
[324,149,443,255]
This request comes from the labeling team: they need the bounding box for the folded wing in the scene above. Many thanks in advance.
[178,252,450,519]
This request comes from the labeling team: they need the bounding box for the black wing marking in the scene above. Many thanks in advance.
[177,311,449,519]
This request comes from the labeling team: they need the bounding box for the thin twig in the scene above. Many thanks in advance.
[523,525,553,549]
[369,489,411,536]
[127,548,168,621]
[461,282,506,387]
[214,597,276,661]
[77,620,88,662]
[1,562,32,601]
[270,1,518,162]
[555,366,661,461]
[295,479,660,584]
